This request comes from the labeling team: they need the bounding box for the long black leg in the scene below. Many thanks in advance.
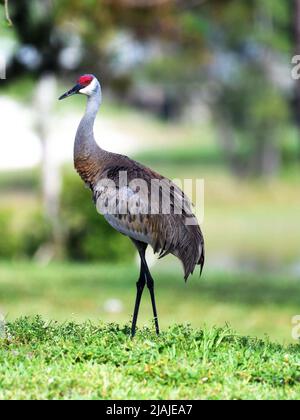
[131,259,146,337]
[147,272,160,335]
[131,240,160,336]
[140,254,160,335]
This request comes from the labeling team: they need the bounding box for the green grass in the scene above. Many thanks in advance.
[0,262,299,344]
[1,317,300,400]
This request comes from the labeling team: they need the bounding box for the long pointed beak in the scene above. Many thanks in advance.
[59,83,82,100]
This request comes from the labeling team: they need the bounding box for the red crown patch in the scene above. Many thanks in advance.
[78,75,94,87]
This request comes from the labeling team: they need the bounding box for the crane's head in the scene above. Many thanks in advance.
[59,74,99,100]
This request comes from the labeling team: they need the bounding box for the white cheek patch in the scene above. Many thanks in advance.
[79,78,98,96]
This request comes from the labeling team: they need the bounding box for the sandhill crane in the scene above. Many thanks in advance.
[59,74,205,337]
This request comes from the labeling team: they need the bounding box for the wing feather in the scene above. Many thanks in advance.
[91,155,205,279]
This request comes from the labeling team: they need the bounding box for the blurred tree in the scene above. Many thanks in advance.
[3,0,13,26]
[2,0,69,260]
[130,0,292,176]
[191,0,291,176]
[214,1,289,176]
[34,74,63,260]
[292,0,300,160]
[2,0,295,177]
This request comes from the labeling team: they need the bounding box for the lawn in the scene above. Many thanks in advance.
[1,317,300,399]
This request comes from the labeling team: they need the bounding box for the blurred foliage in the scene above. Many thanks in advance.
[61,171,134,262]
[213,64,290,176]
[0,210,18,258]
[0,171,135,262]
[0,168,39,191]
[21,210,53,257]
[0,208,51,260]
[59,0,294,176]
[1,0,297,177]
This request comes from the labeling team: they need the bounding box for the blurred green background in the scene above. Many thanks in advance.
[0,0,299,343]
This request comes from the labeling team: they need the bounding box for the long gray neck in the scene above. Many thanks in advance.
[74,87,102,160]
